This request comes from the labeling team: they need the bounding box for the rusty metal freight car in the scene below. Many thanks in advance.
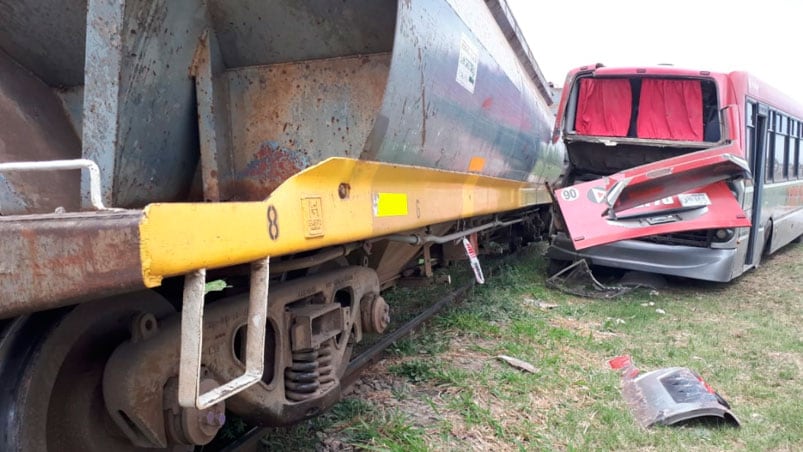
[0,1,561,449]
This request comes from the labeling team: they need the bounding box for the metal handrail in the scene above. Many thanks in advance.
[0,159,106,210]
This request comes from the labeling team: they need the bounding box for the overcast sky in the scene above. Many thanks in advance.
[507,0,803,102]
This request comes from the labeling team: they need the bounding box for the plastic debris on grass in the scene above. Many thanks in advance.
[608,355,740,428]
[497,355,538,374]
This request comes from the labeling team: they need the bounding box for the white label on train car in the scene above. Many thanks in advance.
[678,193,711,207]
[456,35,479,94]
[462,237,485,284]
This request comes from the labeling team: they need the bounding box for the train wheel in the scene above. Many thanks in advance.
[0,292,183,452]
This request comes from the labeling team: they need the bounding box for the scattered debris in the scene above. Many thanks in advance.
[496,355,538,374]
[546,260,629,299]
[655,308,666,315]
[602,317,627,331]
[546,261,670,299]
[608,355,740,428]
[522,297,559,309]
[604,317,627,327]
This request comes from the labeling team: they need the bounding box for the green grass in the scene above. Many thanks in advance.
[258,397,429,451]
[262,242,802,451]
[345,410,429,452]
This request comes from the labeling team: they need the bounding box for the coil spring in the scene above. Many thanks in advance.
[285,349,320,402]
[317,340,335,387]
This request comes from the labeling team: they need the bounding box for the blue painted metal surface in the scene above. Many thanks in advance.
[1,0,558,207]
[361,0,554,182]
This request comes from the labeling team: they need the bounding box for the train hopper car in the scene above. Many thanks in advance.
[0,0,561,450]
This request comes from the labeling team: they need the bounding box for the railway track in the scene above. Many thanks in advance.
[216,252,515,451]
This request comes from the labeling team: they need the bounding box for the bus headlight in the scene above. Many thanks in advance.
[713,228,735,242]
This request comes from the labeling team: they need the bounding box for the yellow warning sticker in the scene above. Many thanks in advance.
[374,193,408,217]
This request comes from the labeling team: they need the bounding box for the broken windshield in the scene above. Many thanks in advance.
[567,77,721,143]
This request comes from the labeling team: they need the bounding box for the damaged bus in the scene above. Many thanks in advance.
[548,65,803,282]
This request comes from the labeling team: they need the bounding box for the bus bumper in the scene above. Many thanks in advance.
[547,233,737,282]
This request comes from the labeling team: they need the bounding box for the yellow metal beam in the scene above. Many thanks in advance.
[139,158,548,287]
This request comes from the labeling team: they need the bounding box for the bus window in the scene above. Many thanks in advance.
[575,78,632,137]
[797,130,803,178]
[637,79,703,141]
[793,121,801,178]
[774,131,786,181]
[746,102,756,165]
[746,102,755,126]
[767,112,775,183]
[745,117,754,164]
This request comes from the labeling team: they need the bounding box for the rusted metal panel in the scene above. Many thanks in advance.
[0,0,560,316]
[192,29,232,202]
[82,0,206,208]
[5,0,554,210]
[0,50,82,215]
[223,53,391,200]
[0,210,146,319]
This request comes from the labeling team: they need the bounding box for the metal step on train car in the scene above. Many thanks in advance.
[0,0,562,450]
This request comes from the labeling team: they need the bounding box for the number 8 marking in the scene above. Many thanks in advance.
[267,205,280,240]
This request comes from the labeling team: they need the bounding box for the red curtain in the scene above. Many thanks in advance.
[637,79,703,141]
[575,78,632,137]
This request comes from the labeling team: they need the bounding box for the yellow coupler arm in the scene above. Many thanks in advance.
[139,158,548,287]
